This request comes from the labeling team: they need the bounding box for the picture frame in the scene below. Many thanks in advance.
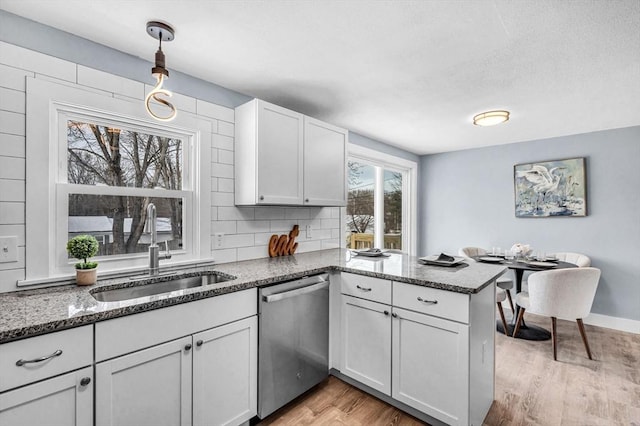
[514,157,587,217]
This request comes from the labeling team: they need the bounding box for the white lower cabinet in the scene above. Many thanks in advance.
[340,295,391,394]
[392,307,469,425]
[0,366,93,426]
[96,337,193,426]
[95,288,258,426]
[96,316,257,426]
[193,317,258,426]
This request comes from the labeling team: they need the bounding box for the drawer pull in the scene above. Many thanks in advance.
[184,344,192,351]
[392,312,399,318]
[16,349,63,366]
[383,310,389,316]
[356,285,372,292]
[80,377,91,387]
[196,340,204,347]
[417,297,438,305]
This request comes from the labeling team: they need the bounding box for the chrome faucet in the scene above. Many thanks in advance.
[146,203,171,276]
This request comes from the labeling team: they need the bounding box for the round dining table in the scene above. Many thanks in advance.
[475,256,578,340]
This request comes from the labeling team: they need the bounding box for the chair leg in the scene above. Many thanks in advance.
[512,307,525,337]
[551,317,558,361]
[576,318,593,360]
[496,302,509,336]
[505,289,515,313]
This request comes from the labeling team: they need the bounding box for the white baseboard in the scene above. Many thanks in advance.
[498,301,640,334]
[584,313,640,334]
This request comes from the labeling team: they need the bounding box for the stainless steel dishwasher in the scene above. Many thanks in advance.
[258,273,330,419]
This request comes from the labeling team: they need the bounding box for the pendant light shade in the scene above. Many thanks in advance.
[145,21,177,122]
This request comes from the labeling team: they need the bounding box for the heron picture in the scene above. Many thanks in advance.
[514,157,587,217]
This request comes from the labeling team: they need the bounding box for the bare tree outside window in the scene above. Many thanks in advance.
[67,121,183,256]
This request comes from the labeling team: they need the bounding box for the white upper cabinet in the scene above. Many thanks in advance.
[303,116,347,206]
[235,99,347,206]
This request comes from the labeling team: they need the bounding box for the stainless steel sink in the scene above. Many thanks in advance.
[91,273,234,302]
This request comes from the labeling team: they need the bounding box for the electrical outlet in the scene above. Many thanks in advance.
[305,225,312,239]
[214,233,224,248]
[0,236,18,263]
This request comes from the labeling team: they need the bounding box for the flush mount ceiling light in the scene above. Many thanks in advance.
[145,21,177,122]
[473,110,510,126]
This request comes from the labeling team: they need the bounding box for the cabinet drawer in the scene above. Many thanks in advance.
[393,282,469,323]
[0,326,93,392]
[95,288,257,361]
[341,273,391,305]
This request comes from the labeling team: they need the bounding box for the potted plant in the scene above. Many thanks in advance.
[66,235,99,286]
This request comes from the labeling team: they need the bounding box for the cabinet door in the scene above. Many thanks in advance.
[0,366,92,426]
[392,307,469,426]
[340,295,391,394]
[256,100,304,204]
[96,336,192,426]
[303,116,347,206]
[193,316,257,426]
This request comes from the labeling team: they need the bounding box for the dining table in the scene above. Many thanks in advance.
[474,256,578,340]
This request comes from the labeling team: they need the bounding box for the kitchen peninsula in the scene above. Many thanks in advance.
[0,249,506,426]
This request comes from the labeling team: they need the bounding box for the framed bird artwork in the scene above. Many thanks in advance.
[514,157,587,217]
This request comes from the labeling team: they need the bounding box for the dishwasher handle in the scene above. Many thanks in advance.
[262,281,329,303]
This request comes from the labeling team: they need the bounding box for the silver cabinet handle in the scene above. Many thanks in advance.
[80,377,91,387]
[356,285,372,292]
[184,344,192,351]
[383,310,389,316]
[392,312,398,318]
[417,297,438,305]
[196,340,204,347]
[263,281,329,303]
[16,349,63,366]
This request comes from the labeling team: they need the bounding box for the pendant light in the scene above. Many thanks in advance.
[145,21,177,121]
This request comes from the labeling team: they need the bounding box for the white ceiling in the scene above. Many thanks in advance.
[2,0,639,155]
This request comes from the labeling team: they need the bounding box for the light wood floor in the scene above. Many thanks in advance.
[258,313,640,426]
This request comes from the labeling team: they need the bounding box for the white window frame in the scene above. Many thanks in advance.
[347,143,418,256]
[23,77,212,283]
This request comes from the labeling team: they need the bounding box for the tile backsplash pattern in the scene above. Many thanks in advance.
[0,41,341,292]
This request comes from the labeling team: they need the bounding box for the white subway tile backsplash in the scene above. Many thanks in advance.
[0,157,25,180]
[212,134,234,151]
[0,64,34,91]
[218,206,255,221]
[270,220,299,233]
[321,240,340,249]
[218,149,234,165]
[285,208,310,220]
[0,202,24,224]
[223,234,255,249]
[0,111,25,136]
[0,179,25,202]
[297,240,322,252]
[255,207,285,220]
[142,87,198,114]
[78,66,145,99]
[254,232,274,245]
[0,133,25,159]
[312,229,333,240]
[211,221,237,234]
[309,207,332,219]
[196,100,234,122]
[218,121,234,137]
[321,218,340,229]
[211,163,234,178]
[237,220,271,234]
[237,245,268,261]
[217,178,234,193]
[210,148,219,164]
[210,177,218,192]
[0,87,25,114]
[211,248,237,263]
[330,207,341,218]
[211,192,235,207]
[0,42,76,82]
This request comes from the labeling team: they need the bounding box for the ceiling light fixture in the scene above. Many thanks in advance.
[473,110,510,126]
[145,21,177,122]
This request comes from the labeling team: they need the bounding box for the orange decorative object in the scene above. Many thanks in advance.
[268,225,300,257]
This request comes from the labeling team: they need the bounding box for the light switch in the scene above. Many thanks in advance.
[214,233,224,248]
[305,225,312,239]
[0,236,18,263]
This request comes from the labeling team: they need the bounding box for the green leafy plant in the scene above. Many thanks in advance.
[66,235,99,270]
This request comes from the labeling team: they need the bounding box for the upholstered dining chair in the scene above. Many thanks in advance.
[551,252,591,267]
[459,247,515,312]
[513,267,601,360]
[496,288,510,336]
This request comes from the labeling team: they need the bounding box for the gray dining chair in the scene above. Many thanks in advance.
[458,247,515,312]
[513,267,601,360]
[496,288,509,336]
[550,252,591,267]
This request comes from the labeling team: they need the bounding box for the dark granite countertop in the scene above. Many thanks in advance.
[0,249,506,343]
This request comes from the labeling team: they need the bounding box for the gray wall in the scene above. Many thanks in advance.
[419,126,640,321]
